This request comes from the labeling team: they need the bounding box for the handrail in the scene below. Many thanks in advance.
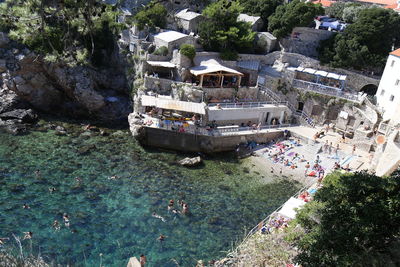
[258,85,315,128]
[208,101,288,109]
[292,79,365,103]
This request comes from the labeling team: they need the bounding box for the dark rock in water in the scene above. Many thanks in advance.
[0,119,27,135]
[218,184,230,191]
[77,144,96,155]
[0,109,37,123]
[207,216,222,225]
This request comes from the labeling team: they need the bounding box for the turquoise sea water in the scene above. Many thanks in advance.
[0,119,301,266]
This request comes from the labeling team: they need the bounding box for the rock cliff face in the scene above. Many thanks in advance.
[0,32,132,132]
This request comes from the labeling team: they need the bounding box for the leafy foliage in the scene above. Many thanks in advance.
[132,2,167,31]
[318,7,400,72]
[292,171,400,266]
[0,0,123,66]
[179,44,196,60]
[199,0,256,54]
[268,0,324,39]
[238,0,283,29]
[153,46,168,56]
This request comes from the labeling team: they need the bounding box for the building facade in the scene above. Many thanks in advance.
[376,49,400,122]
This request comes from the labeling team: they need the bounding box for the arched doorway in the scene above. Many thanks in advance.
[360,84,378,96]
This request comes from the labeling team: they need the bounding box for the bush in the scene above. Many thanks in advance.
[133,2,167,31]
[153,46,168,56]
[219,49,238,60]
[179,44,196,60]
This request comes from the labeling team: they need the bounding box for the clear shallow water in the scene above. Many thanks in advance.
[0,119,301,266]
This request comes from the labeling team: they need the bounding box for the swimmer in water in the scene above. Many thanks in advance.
[157,234,166,241]
[23,231,33,240]
[172,209,180,214]
[182,203,189,215]
[63,213,70,227]
[75,177,82,183]
[34,170,41,177]
[49,187,56,193]
[108,175,118,180]
[167,200,174,211]
[152,212,166,222]
[53,220,60,231]
[22,203,30,209]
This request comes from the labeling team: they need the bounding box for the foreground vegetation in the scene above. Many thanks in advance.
[233,170,400,266]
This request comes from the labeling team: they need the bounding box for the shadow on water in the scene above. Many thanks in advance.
[0,118,301,266]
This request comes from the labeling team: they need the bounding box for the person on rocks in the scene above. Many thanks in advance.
[140,254,147,266]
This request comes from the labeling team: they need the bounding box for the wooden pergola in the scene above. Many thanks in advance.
[190,64,244,88]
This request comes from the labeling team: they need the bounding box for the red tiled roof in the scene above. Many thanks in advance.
[313,0,335,7]
[390,48,400,57]
[356,0,399,9]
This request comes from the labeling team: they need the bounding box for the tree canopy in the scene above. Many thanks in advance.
[0,0,123,66]
[198,0,256,56]
[132,2,167,31]
[268,0,324,39]
[319,7,400,72]
[238,0,283,29]
[292,171,400,266]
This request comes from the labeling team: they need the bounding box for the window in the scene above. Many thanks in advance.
[391,60,395,67]
[396,79,400,86]
[381,89,385,96]
[390,95,395,101]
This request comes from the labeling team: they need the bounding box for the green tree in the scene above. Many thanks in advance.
[292,171,400,266]
[268,0,324,39]
[132,2,167,31]
[0,0,123,66]
[199,0,256,54]
[319,7,400,72]
[179,44,196,60]
[238,0,283,29]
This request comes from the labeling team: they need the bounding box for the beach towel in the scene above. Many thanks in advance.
[308,171,316,176]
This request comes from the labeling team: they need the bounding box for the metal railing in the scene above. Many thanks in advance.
[292,79,365,103]
[208,101,288,109]
[258,85,315,128]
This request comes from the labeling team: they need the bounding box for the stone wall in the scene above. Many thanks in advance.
[138,126,284,153]
[281,27,334,58]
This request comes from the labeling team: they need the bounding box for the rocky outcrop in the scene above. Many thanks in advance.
[178,156,202,167]
[0,32,131,125]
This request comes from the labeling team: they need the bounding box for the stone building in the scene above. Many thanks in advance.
[153,30,191,54]
[237,14,264,32]
[376,48,400,123]
[174,9,204,34]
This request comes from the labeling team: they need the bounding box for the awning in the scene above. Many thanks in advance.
[315,70,328,77]
[277,197,306,219]
[190,64,243,76]
[147,61,176,68]
[304,68,316,74]
[327,73,340,80]
[141,95,206,115]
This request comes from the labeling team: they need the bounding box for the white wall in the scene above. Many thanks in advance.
[207,106,291,125]
[376,54,400,121]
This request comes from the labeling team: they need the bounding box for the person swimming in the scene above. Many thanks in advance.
[152,212,166,222]
[167,200,174,211]
[53,220,60,231]
[171,209,180,214]
[108,175,119,180]
[34,170,41,177]
[49,187,56,193]
[182,203,189,215]
[63,213,70,227]
[157,234,166,241]
[23,231,33,240]
[22,203,30,209]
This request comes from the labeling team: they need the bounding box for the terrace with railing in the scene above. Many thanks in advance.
[292,79,365,103]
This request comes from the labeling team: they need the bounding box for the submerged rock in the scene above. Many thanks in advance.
[178,156,202,167]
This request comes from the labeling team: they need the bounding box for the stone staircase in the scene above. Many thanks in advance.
[258,85,315,128]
